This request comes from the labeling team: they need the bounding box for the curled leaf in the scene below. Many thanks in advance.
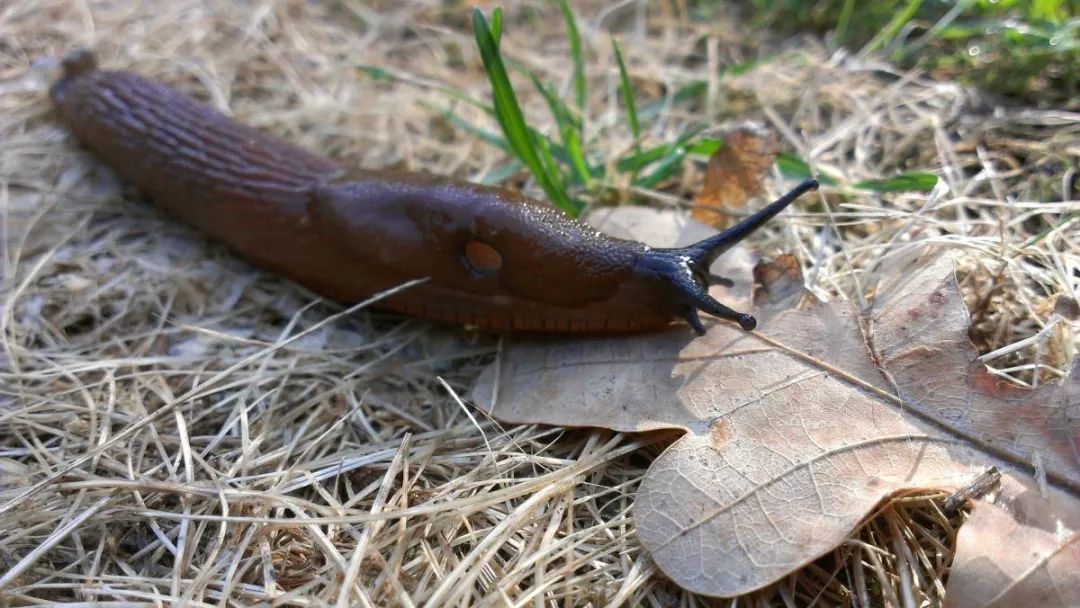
[693,123,778,228]
[753,253,811,310]
[946,485,1080,608]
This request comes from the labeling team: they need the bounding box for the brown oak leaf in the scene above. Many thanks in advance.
[471,206,1080,600]
[693,123,778,228]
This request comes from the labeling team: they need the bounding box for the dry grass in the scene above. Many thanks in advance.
[1,0,1077,606]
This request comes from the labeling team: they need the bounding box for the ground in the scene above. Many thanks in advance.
[1,1,1077,606]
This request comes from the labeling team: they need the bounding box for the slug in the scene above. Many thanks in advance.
[49,50,817,335]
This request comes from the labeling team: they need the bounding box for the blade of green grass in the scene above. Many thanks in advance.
[525,70,582,139]
[611,38,641,150]
[472,8,579,214]
[491,7,503,45]
[673,80,707,103]
[616,126,705,174]
[776,152,839,185]
[535,133,566,191]
[633,145,688,189]
[636,54,773,120]
[687,138,725,157]
[861,0,924,54]
[631,127,709,187]
[562,126,592,184]
[616,142,679,174]
[638,80,705,120]
[513,64,589,179]
[854,172,938,192]
[356,64,395,81]
[358,64,497,119]
[533,131,588,209]
[525,125,580,175]
[478,159,525,185]
[1022,212,1077,248]
[422,102,511,152]
[558,0,586,124]
[426,100,583,177]
[835,0,857,44]
[446,98,575,176]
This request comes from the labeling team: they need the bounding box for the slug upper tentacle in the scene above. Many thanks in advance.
[50,51,818,336]
[635,178,819,335]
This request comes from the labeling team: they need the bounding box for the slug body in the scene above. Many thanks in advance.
[50,52,816,335]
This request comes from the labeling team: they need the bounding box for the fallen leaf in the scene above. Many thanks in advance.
[753,253,810,310]
[946,477,1080,608]
[471,207,1080,600]
[693,123,778,227]
[1055,295,1079,321]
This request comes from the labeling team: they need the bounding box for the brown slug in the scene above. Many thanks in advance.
[49,50,817,335]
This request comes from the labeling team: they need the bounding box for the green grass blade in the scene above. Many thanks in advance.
[422,102,510,152]
[359,63,498,119]
[1023,212,1077,248]
[611,38,640,148]
[854,172,938,192]
[558,0,586,122]
[525,70,582,138]
[673,80,707,103]
[630,128,706,187]
[634,145,687,188]
[638,79,708,120]
[835,0,857,43]
[687,138,725,157]
[425,101,580,174]
[473,8,539,162]
[616,142,678,173]
[472,8,579,214]
[525,124,577,171]
[534,133,566,191]
[562,126,591,184]
[616,126,704,174]
[478,159,525,185]
[776,153,839,185]
[491,7,503,45]
[861,0,924,54]
[356,64,395,81]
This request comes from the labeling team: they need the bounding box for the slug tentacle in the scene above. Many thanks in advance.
[685,178,819,268]
[635,179,818,335]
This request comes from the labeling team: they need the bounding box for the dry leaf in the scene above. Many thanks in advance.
[471,207,1080,600]
[753,253,811,310]
[693,123,778,227]
[946,483,1080,608]
[1055,295,1079,321]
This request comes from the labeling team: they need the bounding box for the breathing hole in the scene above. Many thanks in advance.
[464,240,502,274]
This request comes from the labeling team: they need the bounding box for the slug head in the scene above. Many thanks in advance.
[635,179,818,335]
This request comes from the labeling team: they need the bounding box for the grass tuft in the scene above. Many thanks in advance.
[746,0,1079,105]
[471,7,579,214]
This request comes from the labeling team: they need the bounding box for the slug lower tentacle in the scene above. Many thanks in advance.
[49,50,818,335]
